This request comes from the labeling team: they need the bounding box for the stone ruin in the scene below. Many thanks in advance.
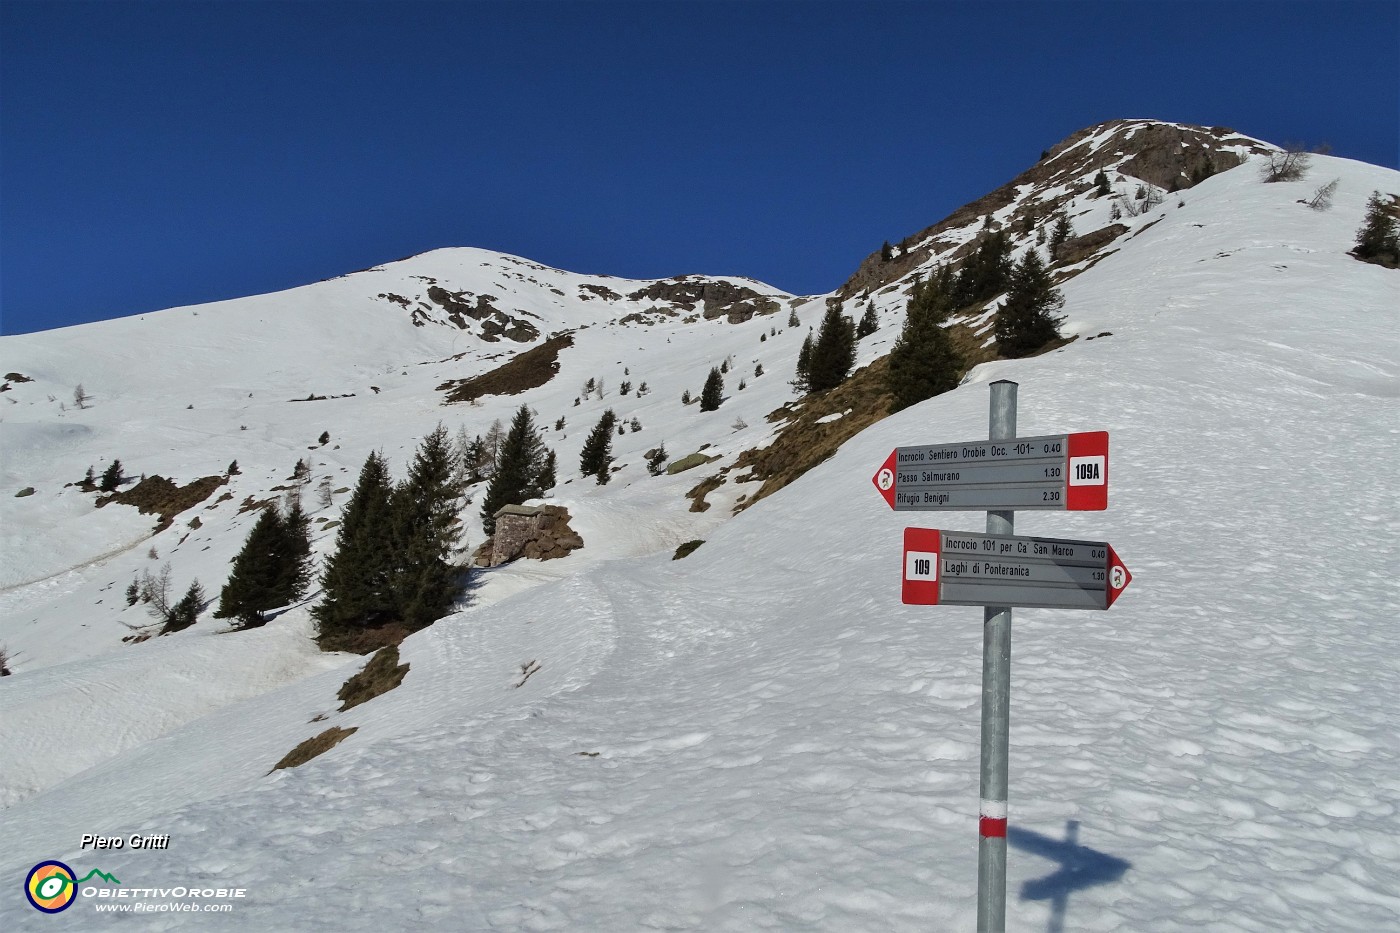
[473,504,584,568]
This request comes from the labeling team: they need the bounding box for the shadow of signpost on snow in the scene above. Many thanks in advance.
[1008,820,1131,933]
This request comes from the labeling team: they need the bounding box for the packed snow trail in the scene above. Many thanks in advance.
[2,152,1398,930]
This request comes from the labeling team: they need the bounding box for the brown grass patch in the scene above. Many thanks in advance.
[733,358,894,511]
[317,621,414,655]
[685,474,725,512]
[438,333,573,404]
[336,646,409,712]
[270,726,357,773]
[98,474,227,532]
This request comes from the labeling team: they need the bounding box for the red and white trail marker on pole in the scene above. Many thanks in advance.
[874,381,1134,933]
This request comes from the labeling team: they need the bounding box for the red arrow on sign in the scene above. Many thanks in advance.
[1105,544,1132,608]
[872,449,898,509]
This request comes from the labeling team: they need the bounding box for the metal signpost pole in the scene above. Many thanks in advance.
[978,380,1017,933]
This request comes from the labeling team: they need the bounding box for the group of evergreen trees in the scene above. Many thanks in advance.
[315,424,468,640]
[1354,191,1399,267]
[884,273,963,412]
[794,304,857,393]
[881,233,1066,411]
[215,493,313,629]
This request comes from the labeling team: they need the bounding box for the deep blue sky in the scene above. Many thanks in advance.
[2,1,1396,335]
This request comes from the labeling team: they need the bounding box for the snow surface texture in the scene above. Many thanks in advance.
[2,151,1399,930]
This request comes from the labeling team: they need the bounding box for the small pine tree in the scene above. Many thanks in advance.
[681,389,692,405]
[83,465,96,490]
[1049,214,1073,261]
[162,580,205,635]
[538,449,557,492]
[555,416,566,431]
[319,430,330,445]
[227,460,240,475]
[629,417,642,432]
[278,495,313,605]
[1354,191,1400,266]
[620,380,632,395]
[579,410,618,484]
[637,381,649,396]
[805,306,856,392]
[995,249,1065,358]
[125,578,140,606]
[793,333,814,392]
[881,240,894,262]
[885,276,964,413]
[856,302,879,339]
[787,309,800,328]
[1094,169,1110,196]
[646,444,668,476]
[99,459,123,492]
[699,367,724,411]
[755,363,764,377]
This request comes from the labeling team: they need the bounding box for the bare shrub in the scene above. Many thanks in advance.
[1305,178,1339,211]
[1260,145,1312,183]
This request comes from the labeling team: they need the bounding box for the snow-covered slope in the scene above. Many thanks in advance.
[2,134,1398,930]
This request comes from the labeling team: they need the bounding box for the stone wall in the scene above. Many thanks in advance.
[474,504,583,568]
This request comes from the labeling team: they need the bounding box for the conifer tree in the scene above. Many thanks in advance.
[538,449,557,492]
[805,306,856,392]
[646,444,668,476]
[792,333,814,392]
[1094,169,1110,196]
[481,407,549,534]
[277,493,313,605]
[995,249,1065,358]
[163,580,206,635]
[885,275,964,413]
[952,230,1012,308]
[82,465,96,490]
[856,302,879,339]
[388,425,464,630]
[699,367,724,411]
[314,451,396,637]
[216,506,289,628]
[881,240,894,262]
[579,409,618,484]
[1354,191,1399,265]
[99,459,123,492]
[1049,214,1073,261]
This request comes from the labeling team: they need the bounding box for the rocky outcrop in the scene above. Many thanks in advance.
[836,120,1270,300]
[627,276,782,324]
[473,504,583,567]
